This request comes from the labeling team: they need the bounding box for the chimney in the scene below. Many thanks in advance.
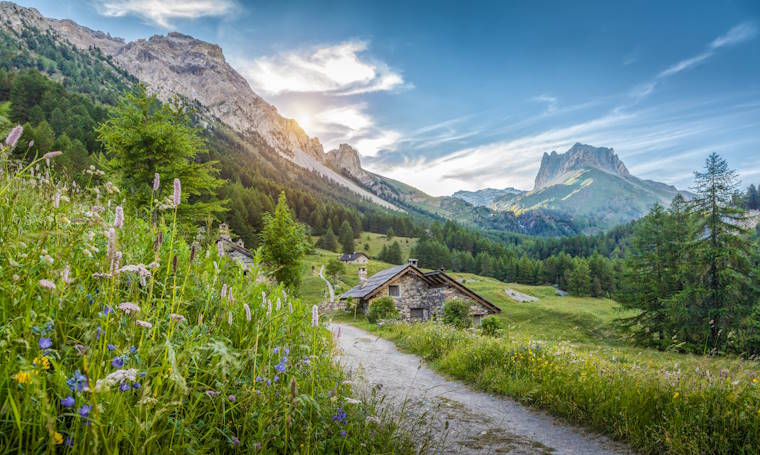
[408,258,418,267]
[358,267,367,287]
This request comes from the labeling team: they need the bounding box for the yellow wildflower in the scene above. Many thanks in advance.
[53,432,63,445]
[753,377,758,384]
[672,391,679,400]
[33,356,51,370]
[14,371,32,384]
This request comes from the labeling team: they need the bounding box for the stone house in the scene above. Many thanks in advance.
[340,259,500,324]
[339,252,369,264]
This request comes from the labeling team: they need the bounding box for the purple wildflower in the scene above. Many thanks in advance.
[132,382,141,389]
[39,279,56,290]
[106,344,117,352]
[112,357,124,369]
[61,396,75,407]
[340,430,347,438]
[64,437,74,447]
[119,382,130,392]
[228,394,236,402]
[78,404,91,419]
[38,337,52,349]
[273,347,279,355]
[231,436,240,447]
[66,370,88,392]
[173,178,181,206]
[221,283,227,299]
[284,348,290,355]
[274,375,280,383]
[4,125,22,148]
[153,173,160,192]
[332,407,347,424]
[205,390,221,398]
[311,305,319,327]
[244,303,251,322]
[96,326,103,340]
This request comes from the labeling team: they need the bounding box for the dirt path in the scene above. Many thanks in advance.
[319,264,335,302]
[331,323,628,454]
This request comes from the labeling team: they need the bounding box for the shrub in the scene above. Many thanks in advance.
[367,296,398,324]
[479,315,502,337]
[442,299,472,329]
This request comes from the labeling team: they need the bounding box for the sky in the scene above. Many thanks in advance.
[17,0,760,196]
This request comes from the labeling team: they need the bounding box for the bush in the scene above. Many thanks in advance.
[367,296,398,324]
[442,299,472,329]
[479,315,502,337]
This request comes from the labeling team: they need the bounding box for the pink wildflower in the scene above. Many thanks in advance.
[227,311,233,326]
[221,283,227,299]
[42,151,63,160]
[136,320,152,329]
[171,313,186,323]
[39,279,56,290]
[54,191,60,209]
[153,173,160,192]
[173,178,181,206]
[311,305,319,327]
[217,241,224,258]
[114,206,124,229]
[5,125,22,148]
[118,302,141,315]
[244,303,251,322]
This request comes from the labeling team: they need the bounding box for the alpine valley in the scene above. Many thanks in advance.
[0,1,687,237]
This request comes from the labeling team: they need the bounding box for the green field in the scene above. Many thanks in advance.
[317,263,760,453]
[311,232,417,260]
[0,101,10,129]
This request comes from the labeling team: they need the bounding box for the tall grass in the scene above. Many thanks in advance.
[372,321,760,454]
[0,140,415,453]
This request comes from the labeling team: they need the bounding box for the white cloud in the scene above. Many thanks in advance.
[237,40,406,96]
[532,94,558,114]
[95,0,238,27]
[710,22,758,49]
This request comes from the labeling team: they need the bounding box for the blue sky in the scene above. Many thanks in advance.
[19,0,760,195]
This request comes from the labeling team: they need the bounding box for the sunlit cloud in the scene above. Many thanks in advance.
[237,40,406,96]
[94,0,238,27]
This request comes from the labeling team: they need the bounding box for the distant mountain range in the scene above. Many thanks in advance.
[450,143,691,231]
[0,2,689,236]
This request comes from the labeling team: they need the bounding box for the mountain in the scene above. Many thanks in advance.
[0,1,398,211]
[452,187,522,207]
[454,143,688,232]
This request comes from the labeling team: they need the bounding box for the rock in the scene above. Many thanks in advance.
[534,143,630,190]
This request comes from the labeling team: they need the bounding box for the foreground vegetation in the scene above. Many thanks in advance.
[0,135,416,452]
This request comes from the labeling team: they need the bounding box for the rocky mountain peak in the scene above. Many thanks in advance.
[534,143,630,190]
[326,144,371,183]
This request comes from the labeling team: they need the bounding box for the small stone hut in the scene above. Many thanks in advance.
[340,259,500,324]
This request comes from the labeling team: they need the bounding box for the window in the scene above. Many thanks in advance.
[410,308,424,320]
[388,285,400,297]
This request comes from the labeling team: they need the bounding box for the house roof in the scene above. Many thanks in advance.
[340,264,500,314]
[339,252,369,261]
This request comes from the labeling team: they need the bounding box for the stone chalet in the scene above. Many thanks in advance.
[338,252,369,264]
[340,259,500,324]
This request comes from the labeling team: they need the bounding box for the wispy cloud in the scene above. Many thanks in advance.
[631,22,758,98]
[237,40,406,96]
[532,94,558,114]
[94,0,238,28]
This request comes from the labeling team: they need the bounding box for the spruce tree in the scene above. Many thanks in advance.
[338,220,355,254]
[260,191,306,289]
[317,226,338,252]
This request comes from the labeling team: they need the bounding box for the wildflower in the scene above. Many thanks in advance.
[132,382,141,389]
[288,302,293,314]
[33,355,51,370]
[673,391,679,400]
[39,337,52,349]
[244,304,251,321]
[64,437,74,447]
[78,404,91,419]
[39,279,56,290]
[118,302,141,314]
[5,124,23,148]
[95,326,103,340]
[312,305,319,327]
[106,344,116,352]
[53,432,63,445]
[332,407,347,423]
[14,371,32,384]
[275,361,286,373]
[43,151,63,166]
[171,313,186,323]
[61,396,75,407]
[173,178,181,206]
[95,368,139,391]
[274,375,280,383]
[228,394,236,402]
[228,311,233,326]
[75,344,88,355]
[130,346,137,353]
[217,239,225,258]
[221,283,227,298]
[119,382,130,392]
[54,191,60,208]
[231,436,241,447]
[284,348,290,355]
[114,206,124,229]
[267,300,272,316]
[111,251,122,275]
[62,265,71,284]
[340,431,347,438]
[153,173,160,192]
[276,298,281,311]
[112,357,125,369]
[205,390,220,398]
[136,320,152,329]
[102,305,113,316]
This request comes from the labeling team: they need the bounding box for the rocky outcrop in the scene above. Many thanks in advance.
[326,144,372,184]
[0,1,398,210]
[534,143,630,190]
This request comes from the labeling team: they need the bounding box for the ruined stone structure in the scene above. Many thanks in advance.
[340,259,499,323]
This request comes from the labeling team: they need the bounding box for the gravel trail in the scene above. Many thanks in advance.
[331,323,628,454]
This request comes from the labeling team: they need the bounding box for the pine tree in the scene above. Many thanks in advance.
[568,259,591,296]
[97,85,226,224]
[260,191,306,289]
[317,226,338,252]
[338,220,355,254]
[690,153,757,351]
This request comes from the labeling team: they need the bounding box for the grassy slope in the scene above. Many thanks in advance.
[0,101,10,129]
[316,263,760,453]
